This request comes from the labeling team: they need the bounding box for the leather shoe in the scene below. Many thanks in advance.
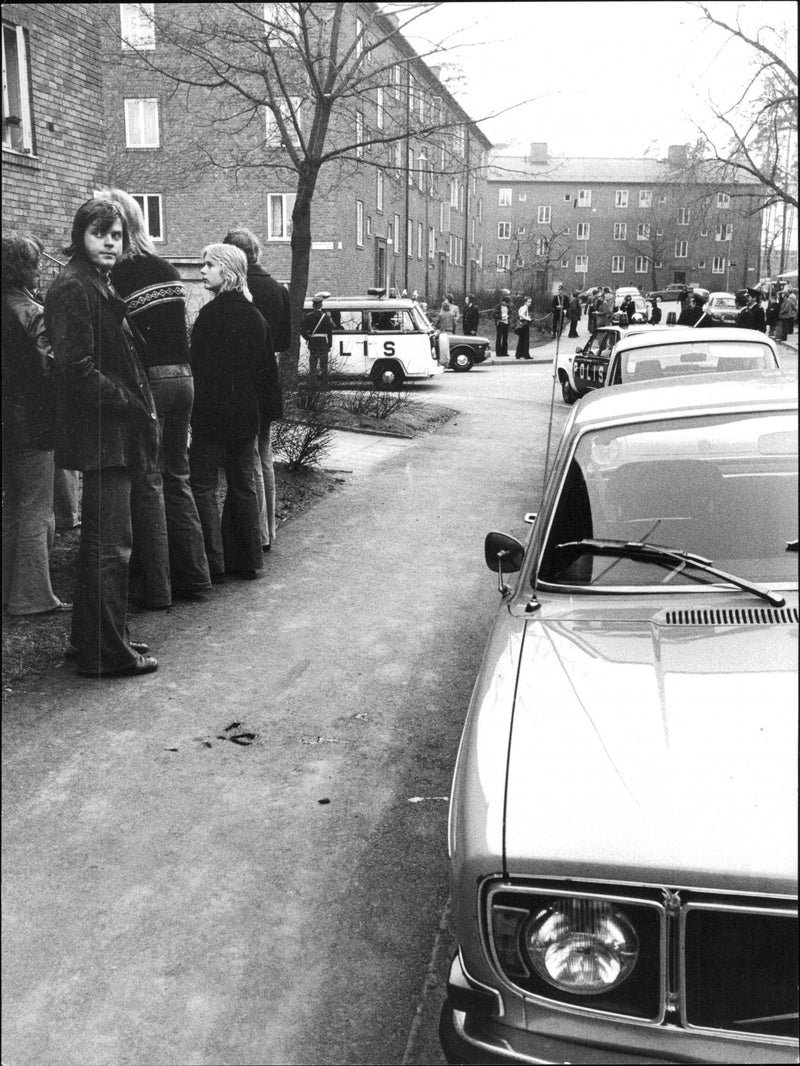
[77,655,158,678]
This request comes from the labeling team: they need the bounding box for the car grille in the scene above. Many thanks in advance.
[682,903,798,1039]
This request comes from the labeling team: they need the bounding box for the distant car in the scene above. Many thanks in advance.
[556,324,626,404]
[447,333,491,372]
[607,326,781,387]
[441,375,799,1066]
[705,291,739,326]
[612,293,648,324]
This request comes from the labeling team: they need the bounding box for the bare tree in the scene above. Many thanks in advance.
[689,2,798,211]
[101,1,496,378]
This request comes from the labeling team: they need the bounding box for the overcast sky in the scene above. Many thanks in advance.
[406,0,797,159]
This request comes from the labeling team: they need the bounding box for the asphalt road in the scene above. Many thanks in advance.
[2,353,568,1066]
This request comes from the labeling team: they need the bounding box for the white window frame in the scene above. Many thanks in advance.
[356,199,364,247]
[611,255,625,273]
[560,257,568,268]
[712,256,726,274]
[715,222,732,242]
[637,222,650,240]
[576,222,590,240]
[498,187,512,207]
[355,16,364,60]
[120,3,155,50]
[564,192,571,202]
[498,221,510,240]
[639,189,652,208]
[2,22,34,153]
[376,170,383,213]
[675,240,688,258]
[577,189,592,207]
[496,253,510,271]
[658,193,667,204]
[394,140,402,177]
[407,219,413,259]
[537,205,551,224]
[263,3,300,47]
[267,191,295,241]
[356,110,364,158]
[124,98,160,148]
[393,213,401,256]
[417,221,423,259]
[575,254,588,273]
[613,223,627,241]
[717,192,730,209]
[429,224,435,260]
[132,193,163,242]
[534,237,547,256]
[677,207,690,225]
[518,192,527,202]
[376,86,384,130]
[393,64,402,100]
[366,214,372,237]
[615,189,628,208]
[266,96,302,148]
[635,255,649,273]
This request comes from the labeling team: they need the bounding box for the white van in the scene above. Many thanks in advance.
[299,293,447,386]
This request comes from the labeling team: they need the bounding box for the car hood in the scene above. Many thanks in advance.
[504,608,798,892]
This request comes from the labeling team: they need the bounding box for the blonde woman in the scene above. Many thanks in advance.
[189,244,271,581]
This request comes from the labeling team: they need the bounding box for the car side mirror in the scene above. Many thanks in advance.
[485,531,525,594]
[576,346,582,354]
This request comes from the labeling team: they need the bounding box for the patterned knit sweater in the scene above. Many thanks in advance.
[111,253,189,367]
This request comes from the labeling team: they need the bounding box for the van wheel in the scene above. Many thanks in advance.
[559,373,577,405]
[371,362,404,387]
[451,347,474,372]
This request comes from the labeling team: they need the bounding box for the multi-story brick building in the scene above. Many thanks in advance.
[2,3,107,282]
[484,143,764,302]
[95,2,491,307]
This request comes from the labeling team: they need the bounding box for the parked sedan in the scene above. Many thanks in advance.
[441,375,798,1066]
[556,325,626,404]
[705,291,739,326]
[607,326,780,386]
[447,332,491,372]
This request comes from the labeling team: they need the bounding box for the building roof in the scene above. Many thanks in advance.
[488,154,759,186]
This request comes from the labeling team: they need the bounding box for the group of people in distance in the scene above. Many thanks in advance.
[2,193,288,679]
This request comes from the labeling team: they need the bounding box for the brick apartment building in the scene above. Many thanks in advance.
[483,142,764,302]
[2,4,107,283]
[95,1,492,308]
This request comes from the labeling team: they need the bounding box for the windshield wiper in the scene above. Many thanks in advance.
[556,538,786,607]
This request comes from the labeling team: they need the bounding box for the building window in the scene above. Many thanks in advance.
[498,188,512,207]
[496,253,510,270]
[120,3,155,49]
[537,206,551,224]
[639,189,652,208]
[394,140,402,177]
[407,219,413,258]
[515,254,524,268]
[394,213,401,255]
[611,255,625,273]
[562,225,570,235]
[676,208,690,225]
[615,189,628,208]
[498,222,510,239]
[429,225,435,259]
[717,192,730,208]
[700,227,708,237]
[355,200,364,246]
[267,192,295,241]
[577,189,592,207]
[447,234,454,264]
[477,197,483,222]
[564,192,571,202]
[637,223,650,240]
[613,223,627,240]
[440,201,451,233]
[517,226,526,236]
[655,259,662,268]
[376,170,383,213]
[266,96,302,148]
[393,64,402,100]
[635,255,649,273]
[450,178,458,208]
[263,2,300,46]
[518,192,527,202]
[712,256,726,274]
[408,147,414,187]
[366,215,372,237]
[356,110,364,157]
[698,260,706,269]
[470,218,475,245]
[576,222,590,240]
[132,193,163,241]
[355,15,364,60]
[124,98,160,147]
[534,237,548,256]
[675,240,688,258]
[376,86,384,130]
[575,255,588,273]
[417,221,423,259]
[715,222,732,241]
[2,22,34,153]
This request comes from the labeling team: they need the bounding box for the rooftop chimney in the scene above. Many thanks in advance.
[529,142,548,164]
[667,144,689,167]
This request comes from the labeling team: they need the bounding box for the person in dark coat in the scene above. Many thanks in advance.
[223,228,285,551]
[551,286,569,336]
[44,198,160,677]
[105,188,211,604]
[515,296,532,359]
[301,296,334,375]
[567,291,582,338]
[678,293,706,326]
[462,295,480,336]
[493,296,511,357]
[736,288,767,332]
[2,234,69,616]
[189,243,271,581]
[649,296,662,325]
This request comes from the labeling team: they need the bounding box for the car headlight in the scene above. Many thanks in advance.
[523,900,639,994]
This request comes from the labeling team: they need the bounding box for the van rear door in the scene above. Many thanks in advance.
[330,309,368,375]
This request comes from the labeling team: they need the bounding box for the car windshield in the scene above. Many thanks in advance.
[710,296,737,310]
[619,340,775,382]
[538,410,798,588]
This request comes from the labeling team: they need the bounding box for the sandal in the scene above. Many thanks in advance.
[65,640,149,658]
[77,655,158,678]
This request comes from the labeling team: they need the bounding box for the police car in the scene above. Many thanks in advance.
[299,290,447,386]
